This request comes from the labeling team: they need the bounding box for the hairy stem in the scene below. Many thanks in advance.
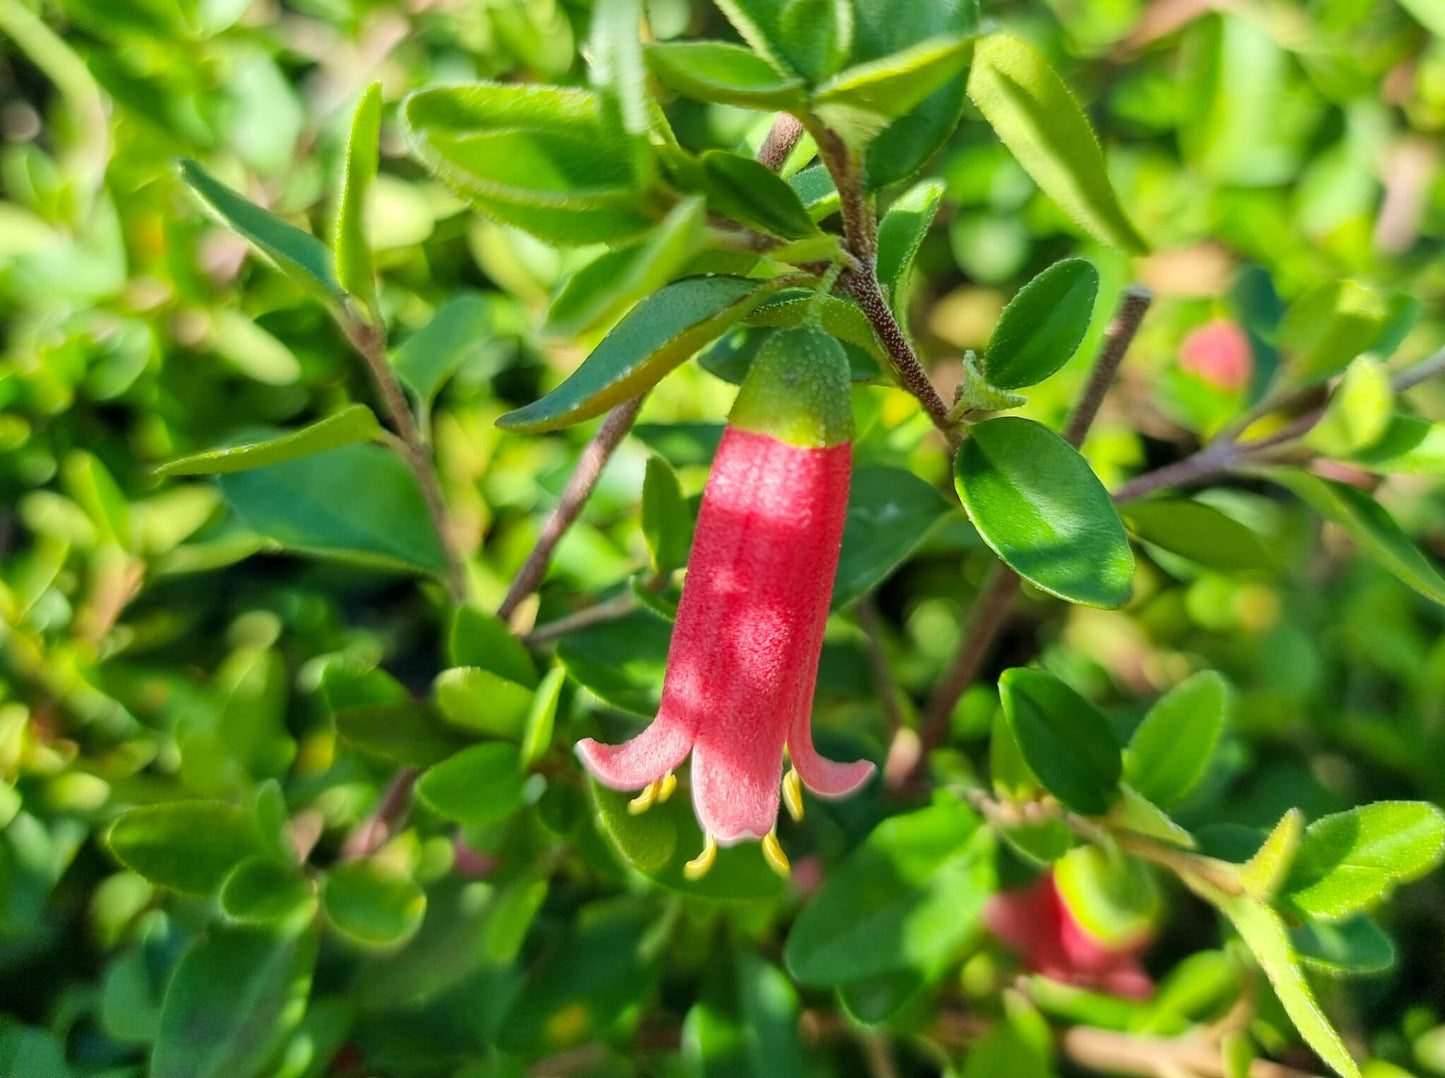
[523,589,640,646]
[1063,287,1153,448]
[757,113,805,172]
[341,768,418,861]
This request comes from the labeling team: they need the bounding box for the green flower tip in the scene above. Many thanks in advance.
[728,326,854,449]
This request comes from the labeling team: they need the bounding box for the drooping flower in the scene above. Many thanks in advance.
[577,326,874,877]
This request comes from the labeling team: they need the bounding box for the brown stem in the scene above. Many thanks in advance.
[341,768,418,861]
[1393,342,1445,392]
[857,594,906,735]
[1062,1028,1321,1078]
[498,396,644,623]
[523,589,640,645]
[345,318,467,600]
[1111,442,1244,504]
[757,113,805,172]
[1064,286,1153,448]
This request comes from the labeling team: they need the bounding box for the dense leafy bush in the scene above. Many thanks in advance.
[3,1,1445,1076]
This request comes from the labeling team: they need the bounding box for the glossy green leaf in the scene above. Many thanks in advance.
[391,292,494,405]
[1282,801,1445,921]
[433,666,534,740]
[335,82,381,314]
[876,179,943,309]
[954,417,1134,608]
[966,34,1147,254]
[106,801,265,896]
[1350,415,1445,475]
[179,158,343,309]
[333,701,469,768]
[785,799,994,985]
[1122,498,1275,572]
[813,35,974,144]
[644,41,806,110]
[154,405,382,477]
[219,857,316,925]
[416,743,525,826]
[498,275,788,432]
[982,258,1099,390]
[544,196,705,337]
[1218,895,1361,1078]
[833,464,952,607]
[403,83,653,245]
[218,443,449,577]
[1292,915,1395,976]
[1272,470,1445,606]
[641,456,694,575]
[715,0,853,82]
[1306,357,1394,457]
[701,150,820,239]
[321,859,426,948]
[152,923,317,1078]
[1278,281,1394,384]
[999,667,1121,816]
[448,606,538,688]
[1124,671,1229,807]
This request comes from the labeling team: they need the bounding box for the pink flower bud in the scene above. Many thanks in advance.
[1180,319,1252,391]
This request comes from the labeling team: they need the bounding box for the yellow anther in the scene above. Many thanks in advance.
[761,831,791,879]
[628,780,659,815]
[657,771,678,803]
[684,834,718,880]
[782,768,804,822]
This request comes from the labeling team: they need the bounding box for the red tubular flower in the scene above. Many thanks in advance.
[577,326,875,876]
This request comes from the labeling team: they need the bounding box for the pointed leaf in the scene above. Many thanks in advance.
[588,0,648,134]
[1124,671,1228,807]
[1241,809,1304,901]
[954,417,1134,608]
[813,35,974,144]
[876,178,944,308]
[645,41,806,110]
[982,258,1100,390]
[155,405,382,477]
[701,150,820,239]
[999,667,1121,816]
[966,34,1147,254]
[392,292,494,404]
[179,158,343,309]
[522,666,567,766]
[335,82,382,314]
[1279,281,1394,384]
[1350,415,1445,475]
[498,275,790,431]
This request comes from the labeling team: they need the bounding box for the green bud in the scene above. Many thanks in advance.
[727,326,854,448]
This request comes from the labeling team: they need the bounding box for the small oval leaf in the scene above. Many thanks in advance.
[999,667,1122,817]
[321,860,426,948]
[1124,671,1229,807]
[415,743,525,826]
[982,258,1099,390]
[645,40,806,109]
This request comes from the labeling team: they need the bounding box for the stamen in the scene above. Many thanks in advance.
[782,768,804,822]
[657,771,677,803]
[761,831,791,878]
[684,834,718,880]
[628,780,660,815]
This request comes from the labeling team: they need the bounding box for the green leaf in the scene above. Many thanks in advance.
[1305,356,1394,457]
[715,0,854,82]
[982,258,1100,390]
[1217,896,1362,1078]
[789,164,841,219]
[106,802,265,896]
[1278,281,1394,384]
[641,456,694,575]
[1240,810,1304,901]
[1122,498,1275,572]
[966,34,1147,254]
[152,923,317,1078]
[876,178,944,309]
[321,859,426,948]
[590,784,785,901]
[1400,0,1445,36]
[522,666,567,766]
[644,41,806,110]
[391,292,494,405]
[1108,785,1196,849]
[1281,801,1445,921]
[219,857,316,926]
[954,417,1134,608]
[448,606,538,688]
[416,743,525,826]
[998,668,1121,816]
[1124,671,1229,807]
[179,158,343,310]
[154,405,382,477]
[62,449,131,550]
[700,150,820,239]
[333,702,470,768]
[558,608,671,715]
[1054,845,1159,948]
[587,0,648,134]
[433,666,534,740]
[544,196,706,338]
[703,325,880,387]
[1291,915,1395,977]
[1271,470,1445,606]
[784,800,995,985]
[744,291,885,359]
[335,82,381,315]
[218,444,449,577]
[812,35,974,144]
[498,275,789,432]
[685,954,806,1078]
[832,464,952,607]
[1350,415,1445,475]
[402,83,654,245]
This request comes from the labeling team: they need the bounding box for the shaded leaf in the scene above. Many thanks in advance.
[642,456,694,575]
[155,405,382,477]
[999,667,1121,816]
[715,0,853,82]
[392,292,495,405]
[701,150,820,239]
[1279,281,1394,384]
[220,857,316,925]
[1122,498,1275,572]
[833,464,952,607]
[107,802,265,896]
[1292,915,1395,977]
[645,41,806,110]
[322,860,426,948]
[813,35,974,144]
[876,178,944,309]
[333,702,469,768]
[449,606,538,688]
